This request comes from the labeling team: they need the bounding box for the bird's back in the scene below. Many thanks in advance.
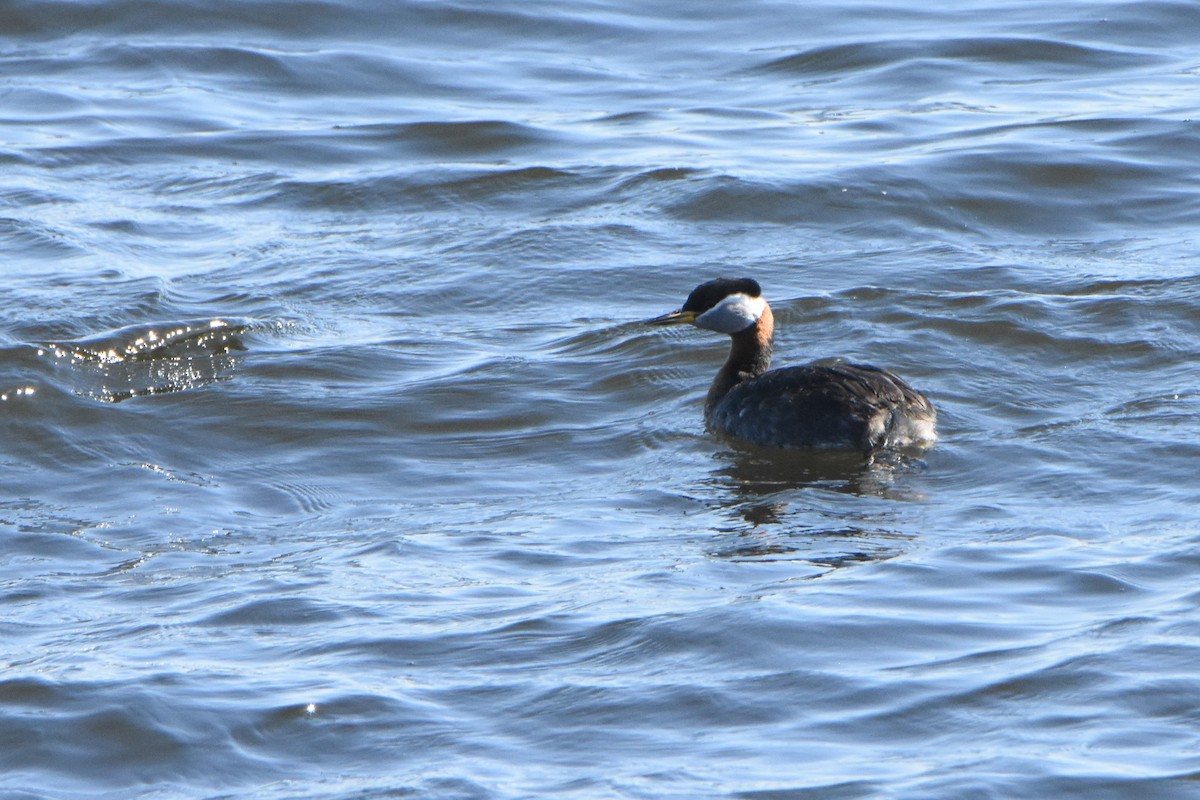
[706,361,937,451]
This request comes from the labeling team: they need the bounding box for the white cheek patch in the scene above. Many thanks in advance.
[694,293,766,334]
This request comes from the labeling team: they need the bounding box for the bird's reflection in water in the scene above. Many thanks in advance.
[703,443,929,571]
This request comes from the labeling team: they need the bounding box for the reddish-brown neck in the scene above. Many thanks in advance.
[704,303,774,416]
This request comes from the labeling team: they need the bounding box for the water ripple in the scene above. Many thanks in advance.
[4,1,1200,798]
[39,319,249,402]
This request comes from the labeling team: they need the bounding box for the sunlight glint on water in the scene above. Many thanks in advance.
[2,1,1200,798]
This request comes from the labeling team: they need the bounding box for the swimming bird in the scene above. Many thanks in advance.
[647,277,937,452]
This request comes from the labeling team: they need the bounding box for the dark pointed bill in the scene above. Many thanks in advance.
[645,309,697,326]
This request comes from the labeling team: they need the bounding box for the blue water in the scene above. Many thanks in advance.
[3,1,1200,798]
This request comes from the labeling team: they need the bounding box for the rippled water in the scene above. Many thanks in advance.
[4,1,1200,798]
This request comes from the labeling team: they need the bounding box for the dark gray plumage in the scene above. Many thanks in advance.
[648,278,937,452]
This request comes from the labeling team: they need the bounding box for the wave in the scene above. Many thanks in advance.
[39,319,249,403]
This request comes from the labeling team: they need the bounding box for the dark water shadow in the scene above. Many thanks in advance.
[701,443,930,570]
[713,441,931,501]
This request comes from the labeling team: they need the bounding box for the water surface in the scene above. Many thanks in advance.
[3,1,1200,798]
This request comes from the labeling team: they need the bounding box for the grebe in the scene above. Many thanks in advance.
[647,277,937,452]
